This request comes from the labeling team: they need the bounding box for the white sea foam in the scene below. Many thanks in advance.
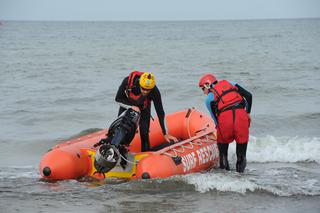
[227,135,320,163]
[179,172,320,196]
[0,165,39,179]
[180,172,257,194]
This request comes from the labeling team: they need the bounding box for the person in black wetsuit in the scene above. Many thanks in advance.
[115,71,178,152]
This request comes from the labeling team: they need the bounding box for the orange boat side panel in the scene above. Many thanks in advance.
[39,109,218,180]
[134,131,219,179]
[39,149,89,180]
[129,109,215,152]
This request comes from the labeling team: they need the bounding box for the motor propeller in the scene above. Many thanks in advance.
[94,144,119,173]
[93,108,140,173]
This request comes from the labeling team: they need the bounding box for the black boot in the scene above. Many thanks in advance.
[218,143,230,171]
[236,143,247,173]
[236,156,246,173]
[220,153,230,171]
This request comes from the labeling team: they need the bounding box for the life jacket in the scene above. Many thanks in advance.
[212,80,244,115]
[126,71,151,110]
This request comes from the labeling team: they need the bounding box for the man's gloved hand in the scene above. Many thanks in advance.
[164,134,179,143]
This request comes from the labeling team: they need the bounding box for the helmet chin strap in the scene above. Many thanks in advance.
[204,83,211,89]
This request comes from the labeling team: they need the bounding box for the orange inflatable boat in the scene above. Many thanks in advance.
[39,108,219,180]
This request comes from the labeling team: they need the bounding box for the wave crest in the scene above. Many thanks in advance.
[245,135,320,163]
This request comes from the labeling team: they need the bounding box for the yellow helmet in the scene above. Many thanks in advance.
[139,72,156,89]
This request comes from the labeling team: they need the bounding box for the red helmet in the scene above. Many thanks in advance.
[198,74,217,88]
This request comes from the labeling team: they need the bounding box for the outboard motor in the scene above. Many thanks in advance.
[94,108,140,173]
[94,144,119,173]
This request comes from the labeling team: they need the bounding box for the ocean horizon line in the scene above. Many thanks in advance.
[1,16,320,23]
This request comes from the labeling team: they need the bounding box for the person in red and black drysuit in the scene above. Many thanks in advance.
[198,74,252,173]
[115,71,178,152]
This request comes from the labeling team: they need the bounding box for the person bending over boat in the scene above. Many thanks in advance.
[198,74,252,173]
[115,71,178,152]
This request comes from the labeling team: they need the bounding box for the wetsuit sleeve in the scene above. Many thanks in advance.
[205,92,218,125]
[151,86,167,135]
[115,77,134,108]
[235,83,252,114]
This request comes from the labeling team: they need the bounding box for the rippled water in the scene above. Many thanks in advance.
[0,19,320,212]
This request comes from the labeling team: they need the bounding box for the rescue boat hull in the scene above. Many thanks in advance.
[39,109,219,180]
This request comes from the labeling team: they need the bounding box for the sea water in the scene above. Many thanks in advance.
[0,19,320,212]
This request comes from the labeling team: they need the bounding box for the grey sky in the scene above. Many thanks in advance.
[1,0,319,21]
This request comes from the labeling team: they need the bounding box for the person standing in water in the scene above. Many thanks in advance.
[198,74,252,173]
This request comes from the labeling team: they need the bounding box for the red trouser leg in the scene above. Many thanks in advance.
[216,109,250,172]
[217,109,250,143]
[217,110,235,143]
[234,109,250,144]
[234,109,249,172]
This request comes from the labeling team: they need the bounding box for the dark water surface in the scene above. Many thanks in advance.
[0,19,319,212]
